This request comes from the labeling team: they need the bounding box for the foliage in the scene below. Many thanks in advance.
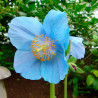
[0,0,98,97]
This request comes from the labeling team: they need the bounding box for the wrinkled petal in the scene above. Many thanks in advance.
[14,50,41,80]
[41,52,69,84]
[43,10,70,51]
[70,36,85,59]
[70,36,83,44]
[8,17,43,50]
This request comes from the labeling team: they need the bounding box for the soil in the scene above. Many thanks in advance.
[4,71,97,98]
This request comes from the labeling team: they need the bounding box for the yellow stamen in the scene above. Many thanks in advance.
[51,52,53,54]
[35,44,39,46]
[41,34,44,36]
[31,34,57,61]
[53,54,56,56]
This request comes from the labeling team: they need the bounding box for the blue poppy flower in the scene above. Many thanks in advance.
[8,10,70,84]
[67,36,85,60]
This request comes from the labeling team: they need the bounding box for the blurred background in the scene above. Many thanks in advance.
[0,0,98,98]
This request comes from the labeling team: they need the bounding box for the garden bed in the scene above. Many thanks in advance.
[4,71,97,98]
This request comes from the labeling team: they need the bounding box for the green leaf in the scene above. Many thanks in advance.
[85,7,91,12]
[76,67,84,74]
[91,18,98,24]
[5,0,8,3]
[73,77,78,84]
[0,52,3,56]
[90,48,98,56]
[68,56,77,63]
[8,67,14,70]
[91,0,97,6]
[76,3,86,12]
[73,77,78,98]
[65,40,71,56]
[28,3,35,12]
[95,59,98,62]
[80,60,85,65]
[24,0,29,4]
[68,79,73,85]
[93,34,98,43]
[83,41,90,45]
[91,69,98,77]
[91,3,98,11]
[83,66,92,72]
[86,75,95,86]
[84,0,92,3]
[19,4,27,12]
[93,79,98,91]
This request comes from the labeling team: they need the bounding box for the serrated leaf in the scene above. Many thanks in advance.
[91,69,98,77]
[86,75,95,86]
[93,79,98,91]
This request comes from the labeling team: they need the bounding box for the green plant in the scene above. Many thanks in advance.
[0,0,98,97]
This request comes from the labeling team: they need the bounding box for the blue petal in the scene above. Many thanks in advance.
[70,36,85,59]
[43,10,70,51]
[14,50,41,80]
[8,17,43,50]
[70,36,83,44]
[41,52,69,84]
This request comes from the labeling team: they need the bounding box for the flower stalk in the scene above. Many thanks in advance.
[50,83,55,98]
[64,75,67,98]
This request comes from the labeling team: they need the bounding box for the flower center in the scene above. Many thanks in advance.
[31,34,56,61]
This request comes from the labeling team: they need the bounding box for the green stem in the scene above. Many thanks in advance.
[50,83,55,98]
[64,75,67,98]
